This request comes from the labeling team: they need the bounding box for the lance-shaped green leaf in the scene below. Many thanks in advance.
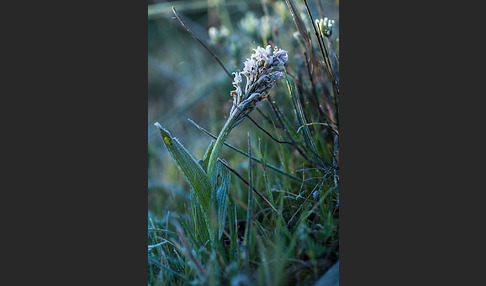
[197,140,214,172]
[154,122,212,241]
[191,191,210,243]
[211,159,231,239]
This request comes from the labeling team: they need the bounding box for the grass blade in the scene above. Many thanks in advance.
[243,133,253,267]
[283,71,326,170]
[217,158,279,216]
[284,0,313,59]
[258,137,275,207]
[197,140,214,172]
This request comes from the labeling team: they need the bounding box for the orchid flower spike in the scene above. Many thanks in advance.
[229,45,288,127]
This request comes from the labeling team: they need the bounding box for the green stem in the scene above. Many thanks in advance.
[207,114,236,180]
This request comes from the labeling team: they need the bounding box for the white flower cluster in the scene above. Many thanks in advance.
[229,45,288,123]
[208,26,229,45]
[315,17,335,37]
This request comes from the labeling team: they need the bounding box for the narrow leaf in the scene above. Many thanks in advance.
[197,140,214,172]
[258,138,275,206]
[244,133,253,265]
[212,159,231,239]
[191,191,210,243]
[154,122,212,241]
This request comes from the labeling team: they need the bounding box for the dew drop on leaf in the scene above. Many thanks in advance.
[163,136,171,145]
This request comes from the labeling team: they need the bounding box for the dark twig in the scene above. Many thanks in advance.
[287,177,325,227]
[302,0,339,97]
[302,1,332,78]
[235,104,294,146]
[284,0,313,61]
[188,118,309,185]
[172,6,233,81]
[283,77,335,172]
[318,80,339,128]
[318,31,339,96]
[244,134,253,265]
[255,107,275,127]
[303,50,325,119]
[302,50,338,137]
[265,96,332,171]
[320,34,340,126]
[217,158,279,216]
[316,0,325,19]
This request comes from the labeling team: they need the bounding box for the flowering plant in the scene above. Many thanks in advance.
[207,45,288,177]
[228,46,288,124]
[155,45,288,244]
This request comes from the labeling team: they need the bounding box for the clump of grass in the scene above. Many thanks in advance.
[148,0,339,285]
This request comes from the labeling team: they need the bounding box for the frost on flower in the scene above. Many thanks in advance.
[229,45,288,123]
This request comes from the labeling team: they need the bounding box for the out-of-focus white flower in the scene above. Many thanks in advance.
[208,26,230,44]
[239,12,259,37]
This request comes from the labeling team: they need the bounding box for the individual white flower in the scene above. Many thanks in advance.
[232,72,242,86]
[316,17,335,37]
